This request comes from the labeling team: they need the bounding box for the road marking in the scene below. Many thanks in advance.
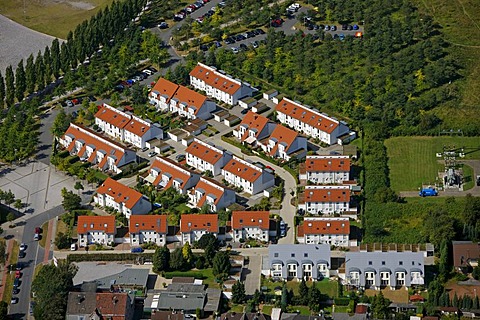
[43,165,52,209]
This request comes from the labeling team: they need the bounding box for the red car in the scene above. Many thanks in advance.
[15,271,21,279]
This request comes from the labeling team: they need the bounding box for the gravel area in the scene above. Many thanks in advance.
[0,14,58,74]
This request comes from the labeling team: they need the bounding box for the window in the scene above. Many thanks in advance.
[291,253,295,257]
[368,261,372,265]
[399,261,403,265]
[274,253,279,258]
[382,261,385,265]
[412,261,415,266]
[304,253,308,257]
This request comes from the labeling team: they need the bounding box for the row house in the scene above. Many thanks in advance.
[298,185,351,215]
[95,103,163,148]
[189,62,254,106]
[77,215,116,247]
[60,123,136,174]
[297,217,350,247]
[275,98,350,145]
[129,215,167,246]
[231,211,270,243]
[344,252,425,290]
[66,292,135,320]
[149,77,181,111]
[300,155,351,184]
[94,178,152,220]
[266,244,331,281]
[185,138,232,176]
[234,111,307,160]
[146,156,201,194]
[180,214,218,245]
[222,156,275,195]
[188,177,236,212]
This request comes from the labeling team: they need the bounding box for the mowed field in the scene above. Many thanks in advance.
[413,0,480,130]
[385,136,480,191]
[0,0,114,39]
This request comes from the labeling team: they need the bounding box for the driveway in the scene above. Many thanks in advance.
[243,255,262,295]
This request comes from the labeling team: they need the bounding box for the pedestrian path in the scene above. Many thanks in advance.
[43,219,54,263]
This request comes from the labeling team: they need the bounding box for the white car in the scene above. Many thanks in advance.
[231,47,239,54]
[71,243,77,251]
[142,69,153,75]
[19,243,27,251]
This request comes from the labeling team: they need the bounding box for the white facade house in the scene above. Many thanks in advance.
[297,217,350,247]
[221,156,275,195]
[169,85,217,120]
[59,123,136,174]
[77,216,116,247]
[189,62,254,106]
[145,156,200,194]
[257,124,307,161]
[185,139,232,176]
[300,155,351,184]
[188,177,236,212]
[148,78,180,111]
[95,104,163,148]
[233,111,274,144]
[231,211,270,243]
[180,214,218,245]
[129,215,167,246]
[299,185,351,215]
[275,98,350,145]
[94,178,152,220]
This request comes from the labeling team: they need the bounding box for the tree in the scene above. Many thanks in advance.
[0,301,8,320]
[4,190,15,208]
[15,60,26,102]
[13,199,22,211]
[308,284,322,312]
[438,240,450,281]
[197,233,218,250]
[0,71,5,108]
[61,188,82,211]
[280,283,288,311]
[212,251,231,281]
[371,292,391,319]
[51,110,71,137]
[25,54,36,95]
[204,243,216,266]
[55,232,71,249]
[74,181,84,195]
[299,278,309,305]
[153,246,170,273]
[231,280,246,304]
[32,261,77,320]
[5,66,14,107]
[473,265,480,280]
[169,247,186,270]
[6,212,15,222]
[182,241,194,264]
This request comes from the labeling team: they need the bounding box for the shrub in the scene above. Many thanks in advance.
[164,271,206,279]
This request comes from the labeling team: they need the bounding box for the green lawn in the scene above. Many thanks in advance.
[164,268,220,289]
[230,304,245,313]
[261,278,338,299]
[3,241,19,303]
[385,136,480,191]
[39,221,49,248]
[261,305,273,315]
[462,164,475,191]
[0,0,114,39]
[287,306,311,315]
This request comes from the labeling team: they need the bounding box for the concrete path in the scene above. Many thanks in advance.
[243,255,262,295]
[43,219,54,263]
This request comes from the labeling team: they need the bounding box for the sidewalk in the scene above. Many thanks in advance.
[0,239,14,301]
[43,219,54,263]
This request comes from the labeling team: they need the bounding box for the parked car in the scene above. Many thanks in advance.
[251,41,259,48]
[11,297,19,305]
[141,147,149,152]
[148,151,157,157]
[71,243,77,251]
[158,22,168,29]
[131,247,144,253]
[176,154,185,161]
[18,251,26,259]
[255,28,265,34]
[19,243,27,251]
[331,25,337,31]
[12,288,20,295]
[15,271,21,279]
[353,24,359,30]
[231,47,239,54]
[88,95,97,102]
[65,100,74,107]
[239,43,248,51]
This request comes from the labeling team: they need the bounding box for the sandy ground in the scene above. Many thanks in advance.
[0,14,58,74]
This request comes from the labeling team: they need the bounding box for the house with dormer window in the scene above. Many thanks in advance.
[145,156,200,194]
[231,211,271,243]
[189,62,254,106]
[180,214,218,245]
[275,98,350,145]
[169,85,216,120]
[233,111,274,145]
[299,155,351,184]
[149,78,180,111]
[258,124,307,161]
[185,139,232,176]
[297,217,350,247]
[59,123,136,174]
[129,215,167,246]
[221,156,275,195]
[188,177,236,212]
[298,185,351,215]
[77,215,116,247]
[94,178,151,219]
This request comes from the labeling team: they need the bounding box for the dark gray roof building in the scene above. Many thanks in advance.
[157,283,220,314]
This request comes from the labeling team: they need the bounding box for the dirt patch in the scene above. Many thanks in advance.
[67,1,96,10]
[446,280,480,298]
[365,287,409,304]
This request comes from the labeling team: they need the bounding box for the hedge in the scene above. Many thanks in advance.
[164,271,206,279]
[334,297,351,306]
[66,253,153,263]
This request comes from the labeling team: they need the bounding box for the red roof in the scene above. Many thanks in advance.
[222,157,263,183]
[150,78,179,102]
[77,215,116,234]
[300,218,350,235]
[185,139,223,165]
[180,214,218,232]
[190,63,241,95]
[192,177,231,207]
[305,155,350,172]
[96,178,144,209]
[95,104,130,129]
[124,116,151,137]
[63,123,127,166]
[303,186,350,203]
[238,111,270,141]
[129,215,167,234]
[276,98,339,134]
[268,124,299,155]
[95,292,131,319]
[150,156,193,189]
[231,211,270,229]
[172,86,207,115]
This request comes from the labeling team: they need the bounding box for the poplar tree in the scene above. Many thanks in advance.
[15,60,26,102]
[0,71,5,108]
[5,66,14,107]
[25,54,36,95]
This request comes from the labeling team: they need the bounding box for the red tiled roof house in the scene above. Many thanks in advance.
[297,217,350,247]
[180,214,218,245]
[59,123,136,174]
[185,138,233,176]
[66,292,134,320]
[258,123,307,161]
[300,155,351,184]
[299,185,351,215]
[189,63,254,106]
[149,78,180,111]
[231,211,270,243]
[169,85,216,120]
[188,177,236,212]
[129,215,167,246]
[77,215,116,247]
[221,156,275,195]
[145,156,200,194]
[233,111,274,145]
[94,178,152,219]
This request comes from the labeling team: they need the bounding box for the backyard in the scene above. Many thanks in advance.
[385,136,480,192]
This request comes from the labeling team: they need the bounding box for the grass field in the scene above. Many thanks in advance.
[385,136,480,191]
[39,221,49,248]
[412,0,480,129]
[3,241,19,303]
[0,0,114,39]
